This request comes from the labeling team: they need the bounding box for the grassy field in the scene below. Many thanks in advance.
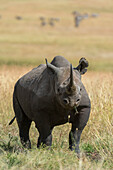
[0,66,113,169]
[0,0,113,169]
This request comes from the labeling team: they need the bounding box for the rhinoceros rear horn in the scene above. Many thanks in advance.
[45,58,60,74]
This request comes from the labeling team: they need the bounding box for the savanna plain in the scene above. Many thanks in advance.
[0,0,113,169]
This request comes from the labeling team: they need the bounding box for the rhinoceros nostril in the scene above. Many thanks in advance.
[76,99,80,102]
[63,98,69,105]
[75,98,80,105]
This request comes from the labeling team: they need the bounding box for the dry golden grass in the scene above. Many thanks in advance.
[0,65,113,169]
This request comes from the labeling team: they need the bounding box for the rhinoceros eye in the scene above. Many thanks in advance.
[57,88,62,95]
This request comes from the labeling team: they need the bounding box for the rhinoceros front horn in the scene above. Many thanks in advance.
[45,58,60,74]
[67,64,76,91]
[70,64,73,87]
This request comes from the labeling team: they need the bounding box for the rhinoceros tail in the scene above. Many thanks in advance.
[9,116,16,125]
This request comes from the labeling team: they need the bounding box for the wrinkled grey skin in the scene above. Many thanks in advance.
[10,56,91,155]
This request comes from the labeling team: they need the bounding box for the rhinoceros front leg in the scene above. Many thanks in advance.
[69,127,83,154]
[69,107,90,154]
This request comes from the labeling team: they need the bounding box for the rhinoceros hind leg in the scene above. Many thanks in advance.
[19,115,32,149]
[13,96,32,149]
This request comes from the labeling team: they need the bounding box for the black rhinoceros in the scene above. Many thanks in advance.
[9,56,91,154]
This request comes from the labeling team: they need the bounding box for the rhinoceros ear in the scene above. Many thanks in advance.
[74,58,89,75]
[45,58,60,74]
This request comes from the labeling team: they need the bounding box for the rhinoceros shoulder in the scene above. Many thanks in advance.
[17,64,46,89]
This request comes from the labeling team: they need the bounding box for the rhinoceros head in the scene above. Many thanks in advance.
[46,59,81,109]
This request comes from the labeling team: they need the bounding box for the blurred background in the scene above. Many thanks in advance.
[0,0,113,71]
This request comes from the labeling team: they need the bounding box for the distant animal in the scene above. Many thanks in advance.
[15,16,22,20]
[72,11,84,27]
[41,21,47,26]
[49,18,55,26]
[75,15,83,27]
[39,17,47,26]
[9,56,91,155]
[72,11,89,27]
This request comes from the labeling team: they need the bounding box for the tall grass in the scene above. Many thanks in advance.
[0,66,113,169]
